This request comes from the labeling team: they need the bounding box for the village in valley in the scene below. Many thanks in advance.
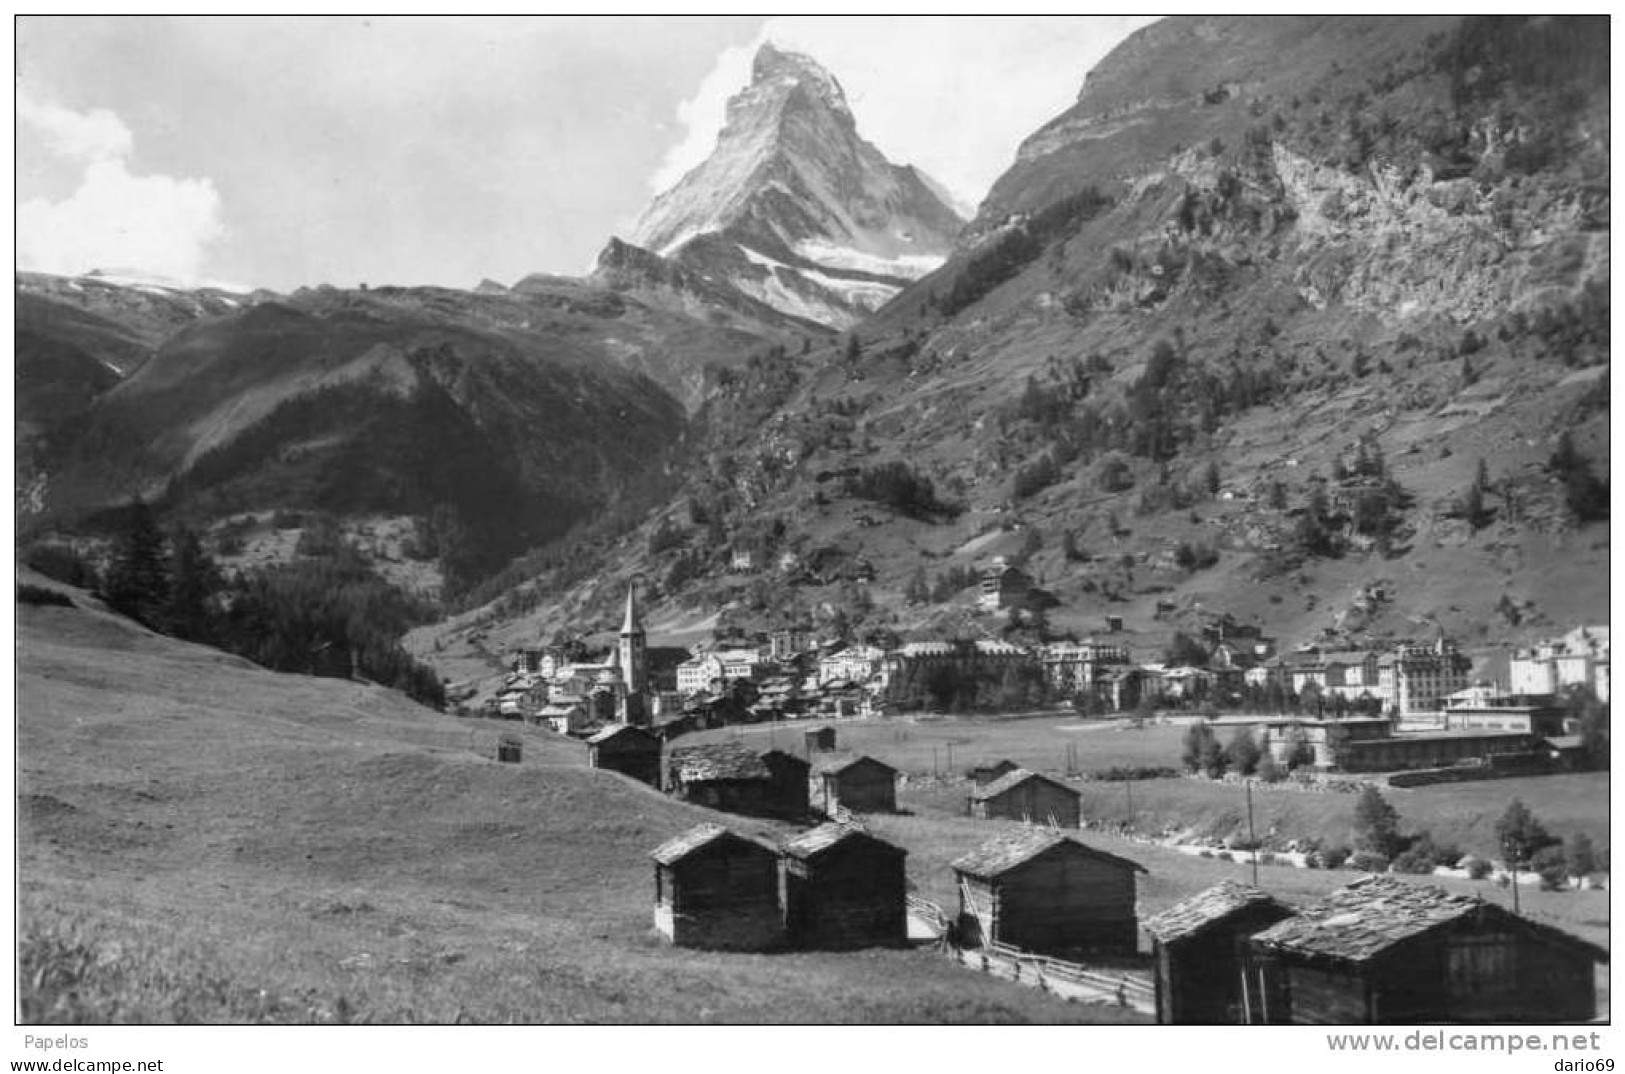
[468,567,1610,1023]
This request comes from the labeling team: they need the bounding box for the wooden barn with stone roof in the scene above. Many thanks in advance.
[779,823,908,950]
[649,823,783,950]
[586,724,661,787]
[952,829,1146,958]
[1144,880,1295,1024]
[1248,875,1608,1024]
[811,754,898,815]
[968,768,1081,828]
[665,742,808,820]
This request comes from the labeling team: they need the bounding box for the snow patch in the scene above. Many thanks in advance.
[795,240,945,280]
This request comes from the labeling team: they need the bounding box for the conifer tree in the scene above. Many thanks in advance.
[104,498,171,629]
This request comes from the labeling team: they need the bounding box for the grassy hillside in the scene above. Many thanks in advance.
[17,583,1129,1023]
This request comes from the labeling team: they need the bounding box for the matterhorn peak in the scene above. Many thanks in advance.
[749,42,851,117]
[624,42,964,328]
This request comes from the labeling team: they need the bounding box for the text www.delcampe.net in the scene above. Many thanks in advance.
[1327,1030,1607,1058]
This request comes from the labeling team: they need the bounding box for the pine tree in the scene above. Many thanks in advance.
[165,526,220,641]
[104,498,171,629]
[1353,786,1403,858]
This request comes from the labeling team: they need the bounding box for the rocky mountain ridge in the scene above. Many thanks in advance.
[622,43,965,328]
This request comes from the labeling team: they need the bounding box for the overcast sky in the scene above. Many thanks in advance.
[16,16,1154,291]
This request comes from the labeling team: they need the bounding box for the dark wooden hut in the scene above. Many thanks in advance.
[495,734,523,763]
[666,742,806,819]
[1144,880,1295,1024]
[760,749,811,819]
[666,743,773,815]
[779,823,908,950]
[650,823,782,950]
[969,759,1021,786]
[952,829,1146,958]
[968,768,1080,828]
[1248,875,1608,1024]
[586,724,661,787]
[804,726,837,754]
[813,754,898,815]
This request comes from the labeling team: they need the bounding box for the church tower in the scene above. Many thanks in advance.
[618,581,648,723]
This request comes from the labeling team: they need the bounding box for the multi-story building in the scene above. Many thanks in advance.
[1040,641,1130,696]
[818,644,885,685]
[1377,637,1472,718]
[978,558,1034,612]
[1510,625,1610,703]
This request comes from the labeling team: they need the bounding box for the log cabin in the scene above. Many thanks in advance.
[1143,880,1295,1024]
[586,724,661,786]
[649,823,782,951]
[968,768,1081,828]
[1248,875,1608,1023]
[666,742,805,819]
[812,754,898,814]
[780,823,908,950]
[952,829,1146,958]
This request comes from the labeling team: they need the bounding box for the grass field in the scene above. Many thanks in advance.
[691,714,1611,863]
[15,591,1130,1024]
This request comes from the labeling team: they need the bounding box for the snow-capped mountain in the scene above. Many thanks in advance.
[621,43,965,329]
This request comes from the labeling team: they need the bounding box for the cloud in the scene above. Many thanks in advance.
[17,89,133,161]
[648,17,1156,213]
[16,89,224,281]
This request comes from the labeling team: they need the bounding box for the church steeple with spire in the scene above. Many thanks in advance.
[618,581,648,714]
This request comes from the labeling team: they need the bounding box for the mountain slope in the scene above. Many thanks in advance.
[622,43,965,328]
[431,15,1609,674]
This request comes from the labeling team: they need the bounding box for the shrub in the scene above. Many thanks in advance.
[1352,786,1405,858]
[1349,851,1390,874]
[23,544,97,589]
[17,584,73,608]
[1216,851,1234,862]
[1256,753,1285,783]
[1531,845,1570,890]
[1318,846,1352,870]
[1392,834,1441,875]
[1464,856,1494,880]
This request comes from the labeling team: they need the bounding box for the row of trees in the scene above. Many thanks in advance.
[90,499,445,707]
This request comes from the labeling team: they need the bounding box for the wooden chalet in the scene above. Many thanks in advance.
[1248,875,1608,1024]
[1143,880,1295,1024]
[666,742,806,820]
[812,754,898,815]
[779,823,908,950]
[586,724,661,787]
[804,726,837,754]
[952,830,1146,958]
[649,823,782,951]
[968,768,1080,828]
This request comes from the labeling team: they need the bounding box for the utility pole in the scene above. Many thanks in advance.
[1125,778,1134,832]
[1247,781,1260,887]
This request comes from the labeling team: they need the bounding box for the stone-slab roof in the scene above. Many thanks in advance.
[1143,880,1290,944]
[667,742,771,782]
[781,822,904,862]
[969,768,1079,802]
[1251,875,1608,964]
[649,823,771,866]
[951,829,1146,880]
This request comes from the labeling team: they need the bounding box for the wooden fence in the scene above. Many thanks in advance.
[904,894,1153,1014]
[962,942,1155,1014]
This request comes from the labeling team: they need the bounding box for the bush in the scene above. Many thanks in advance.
[1349,851,1390,874]
[23,544,98,589]
[1464,856,1494,880]
[1317,846,1352,870]
[17,584,73,608]
[1391,834,1441,875]
[1531,844,1570,890]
